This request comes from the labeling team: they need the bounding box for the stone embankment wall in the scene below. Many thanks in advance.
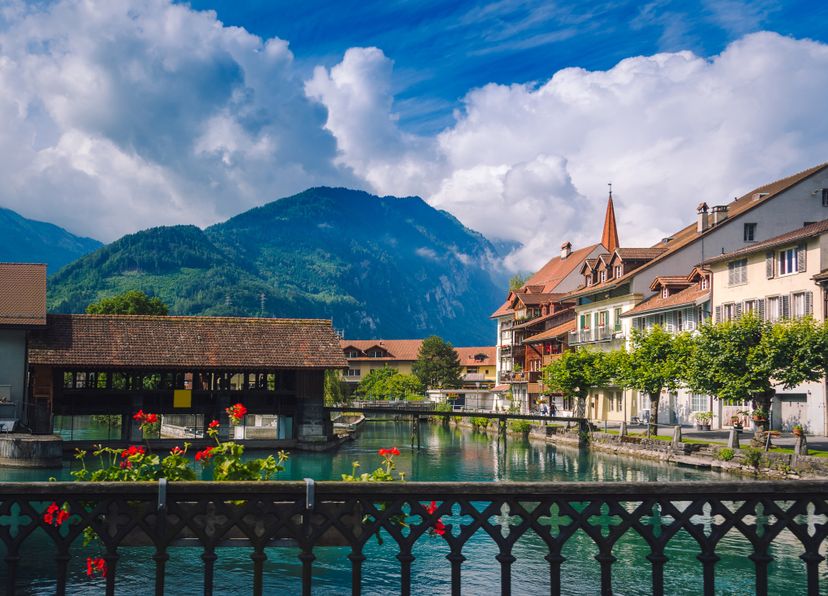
[531,425,828,479]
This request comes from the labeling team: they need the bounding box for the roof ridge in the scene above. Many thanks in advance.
[48,313,333,325]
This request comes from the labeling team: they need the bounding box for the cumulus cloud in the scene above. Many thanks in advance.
[0,0,352,240]
[308,32,828,270]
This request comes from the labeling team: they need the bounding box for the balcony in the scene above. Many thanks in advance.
[568,326,619,345]
[3,480,825,595]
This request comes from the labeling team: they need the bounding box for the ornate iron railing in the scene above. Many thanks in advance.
[0,481,825,596]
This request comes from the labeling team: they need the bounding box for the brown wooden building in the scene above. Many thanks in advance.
[26,314,347,443]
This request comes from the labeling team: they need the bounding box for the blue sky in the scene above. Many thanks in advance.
[2,1,828,269]
[183,0,828,134]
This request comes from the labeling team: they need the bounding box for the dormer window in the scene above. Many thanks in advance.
[700,276,709,290]
[345,349,360,358]
[662,288,669,299]
[599,270,607,283]
[367,349,386,358]
[586,276,593,286]
[614,265,622,278]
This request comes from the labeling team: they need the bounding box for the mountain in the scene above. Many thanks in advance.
[47,187,504,344]
[0,207,102,273]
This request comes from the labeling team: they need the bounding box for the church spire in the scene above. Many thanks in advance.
[601,184,619,253]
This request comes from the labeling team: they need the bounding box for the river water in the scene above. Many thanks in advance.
[1,421,824,594]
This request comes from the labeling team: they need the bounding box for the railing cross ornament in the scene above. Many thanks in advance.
[752,502,770,538]
[643,503,663,538]
[493,503,522,538]
[588,502,622,538]
[797,501,827,537]
[0,503,31,538]
[538,503,572,537]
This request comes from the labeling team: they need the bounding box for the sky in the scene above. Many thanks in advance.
[1,0,828,270]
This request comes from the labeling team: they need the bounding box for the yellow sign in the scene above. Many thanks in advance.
[173,389,192,408]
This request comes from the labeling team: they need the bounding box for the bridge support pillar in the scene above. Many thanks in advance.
[411,416,421,449]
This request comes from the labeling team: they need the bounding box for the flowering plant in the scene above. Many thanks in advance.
[225,403,248,425]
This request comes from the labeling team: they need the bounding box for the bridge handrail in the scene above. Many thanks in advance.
[326,405,586,423]
[1,480,825,595]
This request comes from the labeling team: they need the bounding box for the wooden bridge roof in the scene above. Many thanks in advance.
[28,314,347,370]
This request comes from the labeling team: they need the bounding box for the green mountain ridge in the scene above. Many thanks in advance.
[47,187,505,344]
[0,207,102,273]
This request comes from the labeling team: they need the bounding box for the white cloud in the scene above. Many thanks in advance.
[308,32,828,271]
[0,0,352,240]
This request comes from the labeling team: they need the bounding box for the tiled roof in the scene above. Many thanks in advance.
[340,339,423,361]
[0,263,47,326]
[524,243,602,293]
[490,301,515,319]
[29,314,347,369]
[515,292,564,306]
[614,248,667,260]
[813,269,828,283]
[523,319,577,343]
[622,285,710,317]
[702,218,828,265]
[455,346,496,364]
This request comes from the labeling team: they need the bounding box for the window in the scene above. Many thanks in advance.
[744,223,757,242]
[792,292,811,318]
[367,349,386,358]
[822,188,828,207]
[580,313,590,330]
[691,394,707,412]
[600,270,607,282]
[676,309,684,331]
[346,368,361,377]
[723,303,735,321]
[700,276,709,290]
[586,276,593,286]
[345,349,360,358]
[662,287,669,299]
[744,299,756,315]
[614,307,622,332]
[466,366,478,374]
[727,259,747,285]
[598,310,608,328]
[614,265,623,278]
[766,296,780,322]
[778,247,797,276]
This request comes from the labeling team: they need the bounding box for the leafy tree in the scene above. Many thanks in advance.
[509,274,527,291]
[682,315,827,437]
[354,368,397,400]
[86,290,168,315]
[324,370,346,406]
[385,374,424,401]
[413,336,462,389]
[618,326,688,436]
[543,348,612,417]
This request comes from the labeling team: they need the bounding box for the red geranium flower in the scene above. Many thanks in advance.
[170,446,184,455]
[208,419,220,429]
[145,413,158,424]
[86,557,107,578]
[195,446,214,462]
[426,501,446,537]
[132,410,145,422]
[120,445,145,458]
[43,502,69,527]
[378,447,400,457]
[225,403,247,424]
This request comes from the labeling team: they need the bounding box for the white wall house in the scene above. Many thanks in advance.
[704,218,828,434]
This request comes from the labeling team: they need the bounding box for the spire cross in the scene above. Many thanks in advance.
[608,182,612,198]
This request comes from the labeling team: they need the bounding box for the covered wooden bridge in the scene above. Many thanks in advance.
[25,314,347,445]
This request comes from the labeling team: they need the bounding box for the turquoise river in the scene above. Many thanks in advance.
[0,421,824,595]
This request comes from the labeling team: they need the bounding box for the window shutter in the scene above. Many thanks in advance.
[806,291,813,316]
[714,305,722,323]
[766,251,775,279]
[782,295,791,319]
[728,265,735,285]
[797,243,807,273]
[758,298,765,321]
[735,302,743,319]
[665,312,674,333]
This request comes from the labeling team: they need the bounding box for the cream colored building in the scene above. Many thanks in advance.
[705,219,828,434]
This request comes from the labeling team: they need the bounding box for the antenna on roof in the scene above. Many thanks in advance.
[608,182,612,198]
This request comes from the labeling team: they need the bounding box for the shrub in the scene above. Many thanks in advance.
[434,402,452,413]
[742,447,763,470]
[717,448,735,461]
[509,419,532,433]
[471,416,490,429]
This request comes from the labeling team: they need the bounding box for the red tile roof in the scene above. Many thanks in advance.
[0,263,47,327]
[703,218,828,265]
[622,285,710,317]
[455,346,496,364]
[524,243,602,293]
[340,339,423,361]
[523,319,576,343]
[29,314,347,369]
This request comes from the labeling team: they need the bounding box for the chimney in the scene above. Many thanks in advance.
[711,205,729,226]
[561,241,572,259]
[696,202,709,233]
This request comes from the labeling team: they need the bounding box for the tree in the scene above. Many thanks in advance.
[543,348,612,417]
[86,290,168,315]
[619,326,688,436]
[413,336,462,389]
[385,374,424,401]
[682,315,827,439]
[509,274,527,291]
[324,370,346,406]
[354,368,397,400]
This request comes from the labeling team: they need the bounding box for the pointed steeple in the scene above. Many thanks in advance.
[601,184,620,253]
